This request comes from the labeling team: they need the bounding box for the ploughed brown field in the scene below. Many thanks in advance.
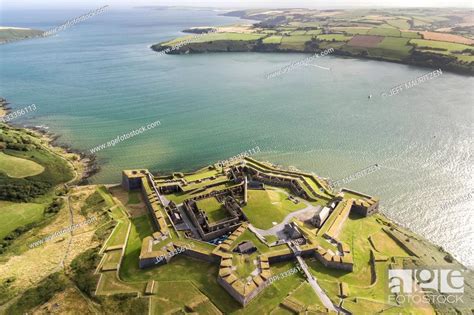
[347,35,384,47]
[419,31,474,45]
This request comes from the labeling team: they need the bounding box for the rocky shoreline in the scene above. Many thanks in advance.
[0,97,100,184]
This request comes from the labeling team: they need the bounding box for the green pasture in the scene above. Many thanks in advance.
[0,201,44,239]
[0,152,45,178]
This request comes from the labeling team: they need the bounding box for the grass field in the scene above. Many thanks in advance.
[370,230,409,257]
[149,281,221,314]
[374,37,412,59]
[387,18,411,29]
[163,32,265,46]
[242,189,306,229]
[196,197,228,223]
[0,152,45,178]
[262,35,283,44]
[0,201,44,239]
[367,27,401,37]
[288,282,324,308]
[280,35,313,50]
[184,168,219,182]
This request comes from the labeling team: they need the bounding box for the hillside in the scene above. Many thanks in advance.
[151,8,474,75]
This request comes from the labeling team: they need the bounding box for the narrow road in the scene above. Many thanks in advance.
[296,255,337,312]
[59,195,74,270]
[253,204,320,236]
[287,241,340,313]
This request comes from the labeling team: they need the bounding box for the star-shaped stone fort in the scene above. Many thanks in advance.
[120,157,379,310]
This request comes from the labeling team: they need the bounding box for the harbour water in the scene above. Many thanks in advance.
[1,7,473,266]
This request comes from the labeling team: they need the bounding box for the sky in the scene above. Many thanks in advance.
[1,0,473,10]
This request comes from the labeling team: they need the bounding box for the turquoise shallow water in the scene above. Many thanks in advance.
[1,7,473,266]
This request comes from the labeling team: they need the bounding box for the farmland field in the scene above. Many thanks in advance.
[262,35,282,44]
[367,27,401,37]
[410,39,474,52]
[376,37,412,58]
[418,31,474,45]
[387,18,411,30]
[347,35,384,47]
[0,201,44,239]
[280,35,312,50]
[317,34,352,42]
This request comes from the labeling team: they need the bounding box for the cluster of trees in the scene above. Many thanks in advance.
[0,179,52,202]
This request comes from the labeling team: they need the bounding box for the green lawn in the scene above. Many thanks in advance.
[119,214,154,279]
[0,152,45,178]
[242,189,306,229]
[233,253,258,278]
[149,281,221,314]
[370,230,409,257]
[184,168,219,182]
[289,282,325,308]
[0,201,44,239]
[196,197,228,223]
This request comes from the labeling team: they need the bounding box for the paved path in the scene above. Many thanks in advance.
[253,203,321,236]
[296,255,337,312]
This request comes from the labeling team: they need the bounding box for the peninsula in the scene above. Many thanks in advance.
[0,27,44,44]
[151,8,474,75]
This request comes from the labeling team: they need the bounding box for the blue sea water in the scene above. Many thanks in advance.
[0,7,473,266]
